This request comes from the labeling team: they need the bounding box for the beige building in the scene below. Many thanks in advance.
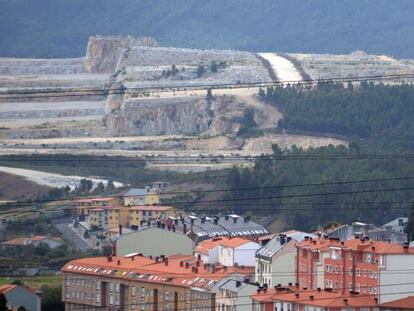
[116,227,194,257]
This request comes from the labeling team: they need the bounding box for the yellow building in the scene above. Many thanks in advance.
[88,206,129,230]
[128,206,178,229]
[122,188,160,206]
[76,197,118,217]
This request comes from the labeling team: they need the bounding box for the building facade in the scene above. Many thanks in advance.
[62,254,254,311]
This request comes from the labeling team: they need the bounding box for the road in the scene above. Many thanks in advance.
[54,222,91,252]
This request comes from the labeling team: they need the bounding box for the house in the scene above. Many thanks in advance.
[255,231,314,287]
[115,227,194,257]
[0,284,41,311]
[62,253,254,311]
[216,278,258,311]
[1,235,63,249]
[122,188,160,206]
[195,236,260,266]
[251,287,378,311]
[380,296,414,311]
[297,236,414,303]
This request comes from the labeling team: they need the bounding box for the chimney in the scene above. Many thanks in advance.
[257,289,262,294]
[149,255,153,259]
[279,234,286,245]
[197,254,201,261]
[201,216,206,224]
[131,255,135,261]
[225,215,229,221]
[233,217,237,224]
[236,281,241,287]
[174,219,179,225]
[107,255,113,262]
[160,255,165,261]
[117,259,121,265]
[191,219,195,225]
[155,256,159,262]
[214,216,219,225]
[180,261,184,267]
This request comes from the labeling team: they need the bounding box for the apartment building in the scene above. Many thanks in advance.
[297,236,414,304]
[62,254,254,311]
[215,279,258,311]
[76,197,118,218]
[87,205,177,231]
[255,231,314,287]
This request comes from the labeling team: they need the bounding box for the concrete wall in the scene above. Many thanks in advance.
[379,254,414,304]
[219,242,260,267]
[116,227,194,257]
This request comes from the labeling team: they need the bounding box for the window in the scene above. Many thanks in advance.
[356,268,360,276]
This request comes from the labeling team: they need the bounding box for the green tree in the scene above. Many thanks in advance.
[0,293,7,311]
[406,204,414,242]
[197,65,206,77]
[105,180,115,193]
[40,286,64,311]
[17,307,26,311]
[210,61,218,73]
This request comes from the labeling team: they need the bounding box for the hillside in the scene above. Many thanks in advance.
[1,0,414,58]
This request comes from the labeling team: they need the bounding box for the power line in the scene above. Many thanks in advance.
[1,176,414,208]
[0,73,413,101]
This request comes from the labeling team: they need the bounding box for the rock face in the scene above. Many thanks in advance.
[84,35,158,73]
[105,96,245,136]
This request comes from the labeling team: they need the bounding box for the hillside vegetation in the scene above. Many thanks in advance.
[1,0,414,58]
[264,83,414,150]
[225,83,414,230]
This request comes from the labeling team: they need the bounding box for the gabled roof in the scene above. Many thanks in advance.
[251,289,377,307]
[380,296,414,309]
[62,254,254,290]
[1,235,61,246]
[196,237,254,255]
[0,284,37,295]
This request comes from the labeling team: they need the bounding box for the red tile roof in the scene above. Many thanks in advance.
[252,289,377,308]
[380,296,414,309]
[1,236,61,246]
[62,255,253,289]
[0,284,36,295]
[196,237,254,254]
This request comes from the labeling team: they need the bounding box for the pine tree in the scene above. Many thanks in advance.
[0,293,8,311]
[406,204,414,242]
